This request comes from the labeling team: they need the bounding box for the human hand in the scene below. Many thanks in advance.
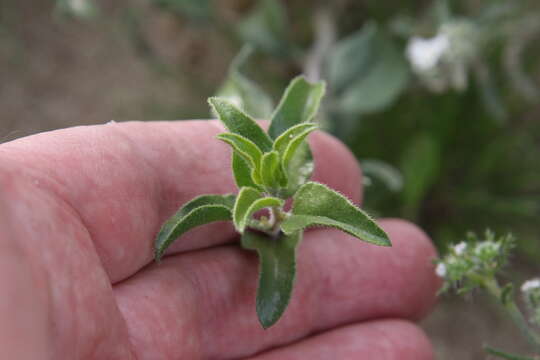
[0,121,439,359]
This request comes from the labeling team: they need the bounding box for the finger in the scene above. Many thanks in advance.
[247,319,434,360]
[113,219,440,359]
[0,120,362,283]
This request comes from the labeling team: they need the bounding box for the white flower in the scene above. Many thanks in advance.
[435,263,447,278]
[453,242,467,255]
[405,33,450,72]
[521,278,540,293]
[474,241,501,255]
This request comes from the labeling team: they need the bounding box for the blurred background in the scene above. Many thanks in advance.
[1,0,539,358]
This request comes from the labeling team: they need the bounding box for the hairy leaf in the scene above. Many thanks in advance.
[231,152,263,191]
[268,76,326,139]
[238,197,284,233]
[261,151,286,189]
[209,97,273,151]
[217,133,263,183]
[241,230,301,329]
[155,194,236,260]
[272,123,318,156]
[281,182,390,246]
[233,187,263,232]
[281,126,318,174]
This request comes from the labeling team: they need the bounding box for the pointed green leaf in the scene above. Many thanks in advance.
[260,151,286,189]
[231,152,263,190]
[268,76,326,139]
[155,194,236,260]
[282,126,318,173]
[241,230,301,329]
[280,142,314,198]
[272,123,318,155]
[217,133,263,183]
[209,97,273,151]
[233,187,263,232]
[281,182,390,246]
[238,197,284,232]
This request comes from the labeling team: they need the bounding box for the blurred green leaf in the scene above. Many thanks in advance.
[241,230,301,329]
[215,47,274,119]
[281,182,390,246]
[152,0,212,20]
[401,134,440,219]
[209,97,273,151]
[155,194,235,260]
[237,0,288,55]
[362,159,403,192]
[327,23,409,115]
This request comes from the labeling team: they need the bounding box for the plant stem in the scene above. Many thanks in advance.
[483,278,540,354]
[304,5,336,82]
[484,345,538,360]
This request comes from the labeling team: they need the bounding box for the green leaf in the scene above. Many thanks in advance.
[209,97,272,152]
[260,151,286,189]
[281,182,390,246]
[231,152,263,190]
[236,0,289,56]
[326,22,377,93]
[151,0,212,20]
[238,197,284,232]
[272,123,318,156]
[233,187,263,232]
[401,134,440,219]
[217,133,263,183]
[280,142,314,198]
[155,194,235,260]
[281,126,318,175]
[214,46,274,119]
[241,230,301,329]
[268,76,326,139]
[328,23,409,115]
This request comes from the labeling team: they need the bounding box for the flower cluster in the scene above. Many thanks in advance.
[405,20,479,93]
[435,230,515,294]
[522,278,540,326]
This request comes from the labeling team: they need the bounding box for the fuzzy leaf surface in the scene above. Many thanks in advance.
[260,151,285,189]
[209,97,272,151]
[217,133,263,183]
[268,76,326,139]
[233,187,263,232]
[281,182,390,246]
[238,197,284,232]
[231,152,263,190]
[281,126,318,174]
[241,230,301,329]
[155,194,236,260]
[272,123,318,156]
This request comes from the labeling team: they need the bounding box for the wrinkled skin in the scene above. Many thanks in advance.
[0,121,440,359]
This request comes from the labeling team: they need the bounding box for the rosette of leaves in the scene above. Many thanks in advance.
[154,76,391,329]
